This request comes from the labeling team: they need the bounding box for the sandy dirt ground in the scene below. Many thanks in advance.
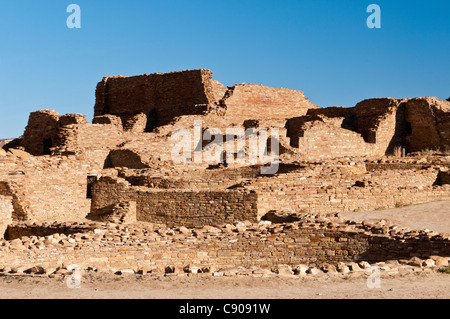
[0,201,448,299]
[342,201,450,234]
[0,270,448,299]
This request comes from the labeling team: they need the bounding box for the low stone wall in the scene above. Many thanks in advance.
[90,177,259,227]
[257,184,450,215]
[0,220,448,273]
[248,162,448,216]
[5,223,94,240]
[135,189,259,227]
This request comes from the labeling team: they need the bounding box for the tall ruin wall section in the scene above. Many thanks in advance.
[405,97,450,152]
[94,69,217,128]
[285,97,450,157]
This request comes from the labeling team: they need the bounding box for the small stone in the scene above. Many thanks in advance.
[336,263,350,274]
[178,226,190,234]
[358,261,372,269]
[307,267,321,275]
[10,239,22,247]
[252,268,272,276]
[94,229,105,235]
[273,264,293,276]
[27,266,45,274]
[293,264,309,276]
[119,269,135,275]
[422,259,435,268]
[201,267,212,273]
[212,272,224,277]
[3,267,12,273]
[348,262,362,272]
[183,265,201,274]
[13,266,29,274]
[136,266,152,275]
[408,257,423,267]
[165,266,176,274]
[321,263,337,274]
[429,256,449,267]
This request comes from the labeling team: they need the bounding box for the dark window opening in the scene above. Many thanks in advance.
[341,113,357,131]
[43,138,53,155]
[87,175,98,199]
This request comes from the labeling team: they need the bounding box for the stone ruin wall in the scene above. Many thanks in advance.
[94,69,217,128]
[4,69,450,245]
[85,160,450,228]
[21,110,62,156]
[285,97,450,158]
[257,183,450,216]
[405,97,450,152]
[286,116,376,158]
[0,220,448,273]
[254,162,450,215]
[0,155,98,223]
[0,196,13,238]
[93,69,316,133]
[219,83,317,125]
[0,153,445,230]
[89,176,259,228]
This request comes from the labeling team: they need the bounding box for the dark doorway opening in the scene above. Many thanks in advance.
[145,109,159,132]
[87,175,98,199]
[43,138,53,155]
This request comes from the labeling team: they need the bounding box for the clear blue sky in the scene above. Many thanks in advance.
[0,0,449,138]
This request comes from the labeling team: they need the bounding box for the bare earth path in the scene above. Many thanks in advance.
[342,201,450,234]
[0,270,448,299]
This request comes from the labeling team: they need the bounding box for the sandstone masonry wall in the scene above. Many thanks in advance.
[286,97,450,157]
[241,161,447,216]
[94,69,218,127]
[22,110,61,156]
[257,184,450,216]
[0,196,13,238]
[0,220,448,272]
[220,84,317,124]
[0,156,99,223]
[286,116,374,158]
[405,97,450,152]
[89,177,259,227]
